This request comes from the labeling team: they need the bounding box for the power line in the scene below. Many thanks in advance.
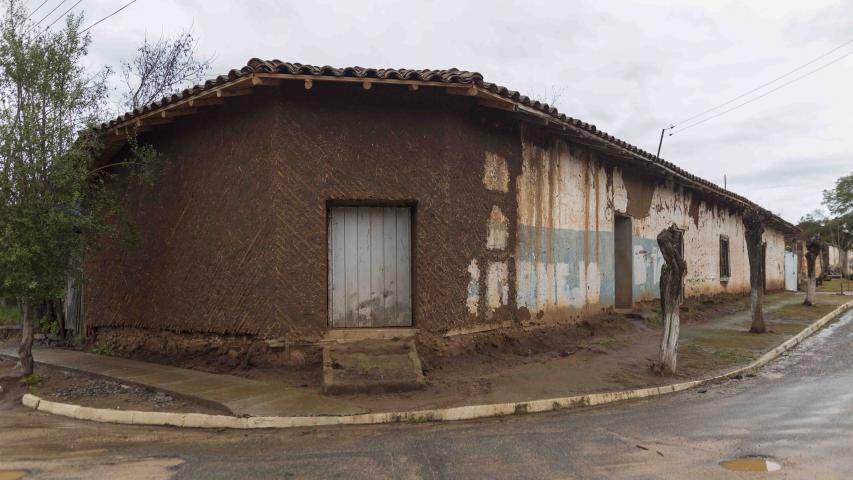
[672,37,853,127]
[670,49,853,135]
[81,0,137,33]
[43,0,82,30]
[26,0,51,20]
[33,0,69,28]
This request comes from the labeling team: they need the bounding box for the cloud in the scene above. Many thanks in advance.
[68,0,853,223]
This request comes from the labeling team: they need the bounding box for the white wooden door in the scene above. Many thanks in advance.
[328,206,412,327]
[784,251,797,292]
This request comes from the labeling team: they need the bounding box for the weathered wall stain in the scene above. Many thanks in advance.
[620,172,655,219]
[688,196,701,229]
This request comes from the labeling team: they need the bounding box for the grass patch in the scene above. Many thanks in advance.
[771,301,845,321]
[594,336,625,350]
[817,278,851,293]
[642,312,663,328]
[768,321,809,335]
[91,343,113,356]
[21,373,44,389]
[688,329,780,351]
[712,348,755,364]
[0,304,20,326]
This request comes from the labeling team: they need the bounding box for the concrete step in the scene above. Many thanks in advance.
[322,337,426,395]
[322,328,417,344]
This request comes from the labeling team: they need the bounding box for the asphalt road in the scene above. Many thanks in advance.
[1,308,852,479]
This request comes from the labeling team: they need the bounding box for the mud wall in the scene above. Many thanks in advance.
[85,92,283,338]
[85,84,519,340]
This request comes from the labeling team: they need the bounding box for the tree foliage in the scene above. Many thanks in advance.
[799,210,852,251]
[0,0,109,303]
[823,172,853,217]
[0,1,209,373]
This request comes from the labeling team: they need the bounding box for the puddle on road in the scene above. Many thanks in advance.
[720,457,782,472]
[0,471,28,480]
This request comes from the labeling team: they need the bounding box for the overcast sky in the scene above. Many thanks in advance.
[52,0,853,223]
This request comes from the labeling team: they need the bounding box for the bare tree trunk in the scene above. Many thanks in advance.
[744,212,766,333]
[804,235,823,306]
[655,225,686,375]
[18,301,34,376]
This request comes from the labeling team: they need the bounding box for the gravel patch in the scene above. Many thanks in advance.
[50,377,174,406]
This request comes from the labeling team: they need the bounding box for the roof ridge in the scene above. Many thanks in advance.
[100,58,796,232]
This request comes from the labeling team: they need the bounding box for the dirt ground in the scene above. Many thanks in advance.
[0,357,226,415]
[1,291,848,415]
[334,291,851,412]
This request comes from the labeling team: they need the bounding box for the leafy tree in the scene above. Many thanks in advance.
[799,173,853,279]
[823,172,853,217]
[0,1,209,374]
[0,0,111,374]
[820,173,853,255]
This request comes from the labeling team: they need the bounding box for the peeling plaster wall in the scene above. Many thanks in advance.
[611,171,752,299]
[514,135,613,321]
[511,129,788,322]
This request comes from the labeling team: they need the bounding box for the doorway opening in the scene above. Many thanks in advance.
[614,214,633,309]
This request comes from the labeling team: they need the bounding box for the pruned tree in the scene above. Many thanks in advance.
[654,224,686,374]
[743,210,768,333]
[120,29,212,111]
[803,234,824,306]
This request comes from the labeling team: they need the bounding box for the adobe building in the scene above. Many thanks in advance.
[87,59,798,362]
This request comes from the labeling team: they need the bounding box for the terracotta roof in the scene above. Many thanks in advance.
[101,58,797,233]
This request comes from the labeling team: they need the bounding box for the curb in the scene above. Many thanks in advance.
[21,300,853,429]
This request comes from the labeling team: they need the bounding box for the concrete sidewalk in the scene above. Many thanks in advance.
[4,292,850,418]
[0,347,366,417]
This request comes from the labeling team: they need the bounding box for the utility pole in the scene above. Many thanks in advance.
[656,125,674,158]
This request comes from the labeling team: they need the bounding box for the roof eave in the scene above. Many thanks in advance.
[98,71,797,233]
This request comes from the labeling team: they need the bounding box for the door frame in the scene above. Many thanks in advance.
[326,200,417,328]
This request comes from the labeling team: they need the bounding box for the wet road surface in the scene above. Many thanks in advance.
[2,309,852,479]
